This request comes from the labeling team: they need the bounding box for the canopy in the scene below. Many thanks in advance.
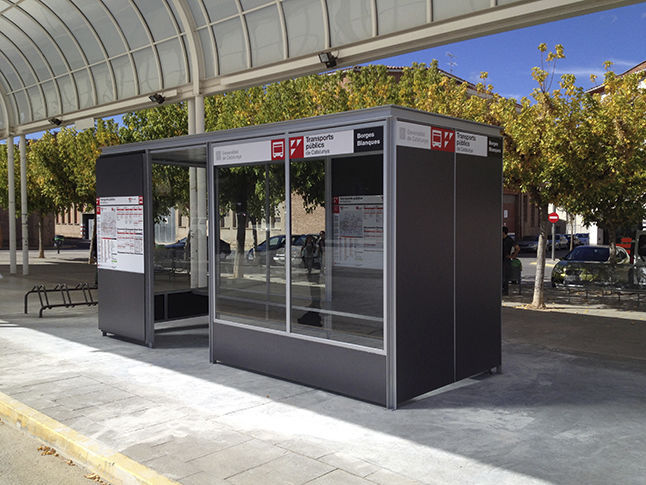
[0,0,638,136]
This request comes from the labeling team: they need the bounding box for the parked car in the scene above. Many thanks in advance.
[563,234,581,248]
[517,234,568,252]
[551,245,630,286]
[273,234,321,267]
[551,234,569,250]
[517,235,540,252]
[247,235,306,264]
[575,233,590,245]
[163,237,231,259]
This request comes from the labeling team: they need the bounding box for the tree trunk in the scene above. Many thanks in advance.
[89,216,97,264]
[232,210,247,279]
[606,224,618,258]
[38,212,45,258]
[530,203,549,309]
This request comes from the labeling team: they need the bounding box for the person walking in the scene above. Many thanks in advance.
[301,235,317,275]
[502,226,520,296]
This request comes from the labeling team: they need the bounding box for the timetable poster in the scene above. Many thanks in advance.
[332,195,383,269]
[97,196,144,273]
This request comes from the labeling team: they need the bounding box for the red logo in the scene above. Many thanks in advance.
[289,137,304,159]
[271,139,285,160]
[138,196,143,205]
[431,127,455,152]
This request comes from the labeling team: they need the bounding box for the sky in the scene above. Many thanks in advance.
[372,2,646,100]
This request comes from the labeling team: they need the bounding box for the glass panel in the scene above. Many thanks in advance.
[327,0,372,47]
[215,161,286,331]
[205,0,238,22]
[0,41,36,86]
[41,80,60,115]
[240,0,271,10]
[111,55,136,99]
[213,18,247,74]
[73,69,93,109]
[22,0,86,71]
[107,0,149,50]
[13,90,30,123]
[91,63,115,104]
[44,0,104,64]
[157,38,186,88]
[0,18,50,82]
[283,0,325,57]
[133,47,160,94]
[0,51,23,91]
[290,154,384,349]
[27,86,45,120]
[133,0,177,42]
[376,0,426,35]
[197,27,216,78]
[246,6,283,67]
[56,75,77,111]
[166,0,185,32]
[72,0,126,58]
[432,0,490,21]
[186,0,207,27]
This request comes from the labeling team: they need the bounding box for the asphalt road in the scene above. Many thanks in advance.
[0,418,98,485]
[517,248,570,283]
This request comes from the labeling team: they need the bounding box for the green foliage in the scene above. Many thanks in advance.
[561,67,646,251]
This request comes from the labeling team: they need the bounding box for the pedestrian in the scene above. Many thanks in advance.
[301,235,316,274]
[502,226,520,296]
[317,230,325,271]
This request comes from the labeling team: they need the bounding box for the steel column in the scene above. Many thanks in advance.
[6,137,16,274]
[19,134,28,275]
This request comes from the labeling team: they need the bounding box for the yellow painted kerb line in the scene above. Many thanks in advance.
[0,391,181,485]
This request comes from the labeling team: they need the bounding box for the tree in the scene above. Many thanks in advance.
[562,66,646,262]
[492,44,584,308]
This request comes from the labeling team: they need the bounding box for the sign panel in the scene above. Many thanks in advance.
[455,131,488,157]
[396,121,502,159]
[396,121,431,149]
[97,196,144,273]
[289,126,384,159]
[332,195,384,269]
[548,212,559,224]
[213,139,283,165]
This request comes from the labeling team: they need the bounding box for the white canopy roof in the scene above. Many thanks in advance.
[0,0,639,136]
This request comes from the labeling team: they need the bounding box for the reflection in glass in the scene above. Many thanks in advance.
[152,158,209,322]
[214,162,286,330]
[290,155,384,349]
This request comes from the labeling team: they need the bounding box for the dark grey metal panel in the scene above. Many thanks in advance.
[455,150,502,380]
[395,146,455,404]
[213,324,387,405]
[96,152,147,343]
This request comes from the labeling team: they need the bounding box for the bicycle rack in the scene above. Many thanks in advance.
[24,283,98,317]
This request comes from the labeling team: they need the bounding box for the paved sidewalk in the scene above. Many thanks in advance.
[1,254,646,484]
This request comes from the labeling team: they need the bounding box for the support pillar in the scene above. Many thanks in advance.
[19,134,28,275]
[195,96,207,288]
[187,98,198,287]
[6,137,16,274]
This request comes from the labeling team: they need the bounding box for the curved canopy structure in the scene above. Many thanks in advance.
[0,0,640,136]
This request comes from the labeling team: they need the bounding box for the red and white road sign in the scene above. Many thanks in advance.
[548,212,559,224]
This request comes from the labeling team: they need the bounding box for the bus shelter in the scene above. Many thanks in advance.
[96,105,503,408]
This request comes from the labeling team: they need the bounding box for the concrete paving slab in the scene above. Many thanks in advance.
[307,469,373,485]
[187,438,287,479]
[225,453,334,485]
